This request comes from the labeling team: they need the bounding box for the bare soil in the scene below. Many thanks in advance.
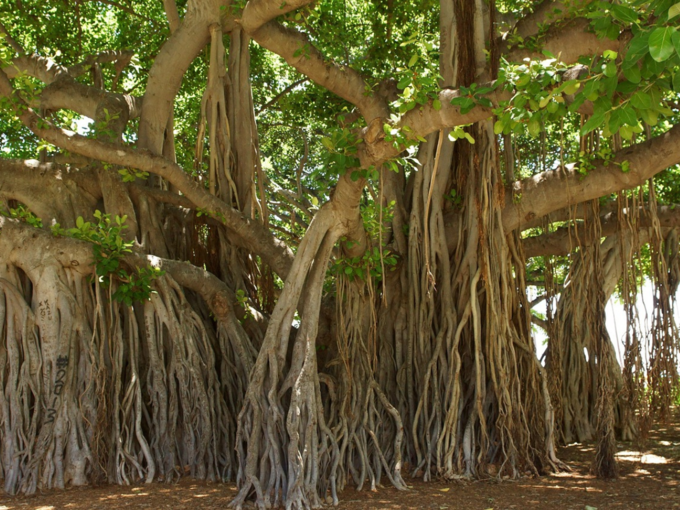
[2,412,679,510]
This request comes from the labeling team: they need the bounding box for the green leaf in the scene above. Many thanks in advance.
[618,105,637,126]
[608,109,625,133]
[321,137,334,150]
[568,93,587,112]
[672,30,680,58]
[494,119,504,135]
[648,26,677,62]
[623,31,650,67]
[432,99,442,111]
[516,74,531,88]
[580,112,605,135]
[639,107,659,126]
[344,266,353,275]
[603,49,619,60]
[616,80,638,94]
[451,96,476,114]
[408,54,418,67]
[562,80,580,95]
[673,72,680,92]
[630,91,653,110]
[623,64,641,83]
[610,4,638,23]
[528,117,541,138]
[669,1,680,19]
[76,216,84,229]
[619,124,634,140]
[603,61,617,78]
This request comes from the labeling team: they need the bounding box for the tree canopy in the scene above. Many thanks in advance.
[0,0,679,507]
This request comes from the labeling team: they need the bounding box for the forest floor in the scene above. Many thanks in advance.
[2,410,679,510]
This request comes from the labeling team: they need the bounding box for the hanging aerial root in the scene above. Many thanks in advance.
[0,220,250,493]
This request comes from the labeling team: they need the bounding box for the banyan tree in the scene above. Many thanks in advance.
[0,0,679,507]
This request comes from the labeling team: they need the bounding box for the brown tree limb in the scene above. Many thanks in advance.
[137,0,222,153]
[249,21,389,122]
[163,0,181,32]
[506,18,624,66]
[513,0,595,40]
[359,86,510,165]
[0,74,295,279]
[66,50,135,78]
[239,0,314,34]
[0,22,25,54]
[523,204,680,258]
[3,55,143,120]
[0,216,254,333]
[503,125,680,233]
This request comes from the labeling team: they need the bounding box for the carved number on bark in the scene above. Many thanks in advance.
[45,355,69,424]
[39,300,52,320]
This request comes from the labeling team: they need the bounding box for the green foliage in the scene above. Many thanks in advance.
[393,56,441,115]
[0,203,43,228]
[196,207,227,223]
[2,0,680,304]
[320,127,362,175]
[444,188,463,206]
[53,211,163,305]
[235,289,253,321]
[450,83,496,115]
[494,56,574,138]
[329,244,398,282]
[118,168,149,182]
[328,200,398,284]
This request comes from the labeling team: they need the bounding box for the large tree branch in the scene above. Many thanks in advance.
[240,0,313,33]
[0,217,258,333]
[137,0,222,153]
[359,86,510,166]
[248,21,389,122]
[256,78,308,116]
[503,124,680,232]
[163,0,181,32]
[513,0,595,40]
[0,157,195,219]
[506,18,624,66]
[0,74,294,279]
[0,22,25,54]
[3,55,142,120]
[523,204,680,257]
[66,50,135,79]
[0,159,100,223]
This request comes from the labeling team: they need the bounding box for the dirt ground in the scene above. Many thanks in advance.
[2,412,679,510]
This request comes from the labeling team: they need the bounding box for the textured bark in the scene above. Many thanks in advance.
[2,0,680,506]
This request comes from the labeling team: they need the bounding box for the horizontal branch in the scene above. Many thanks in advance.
[66,50,135,78]
[513,0,595,40]
[359,86,509,166]
[0,73,295,279]
[503,124,680,232]
[3,55,143,120]
[240,0,313,34]
[0,217,254,331]
[523,203,680,257]
[506,18,623,66]
[256,78,308,116]
[249,21,388,122]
